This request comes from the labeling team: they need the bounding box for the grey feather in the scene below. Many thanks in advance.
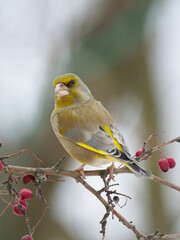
[86,127,115,151]
[64,126,116,153]
[110,124,132,159]
[64,128,91,143]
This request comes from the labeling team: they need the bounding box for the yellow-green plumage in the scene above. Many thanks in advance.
[51,73,151,177]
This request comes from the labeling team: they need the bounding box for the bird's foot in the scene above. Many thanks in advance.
[107,162,115,181]
[74,164,86,179]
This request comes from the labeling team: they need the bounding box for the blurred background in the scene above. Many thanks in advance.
[0,0,180,239]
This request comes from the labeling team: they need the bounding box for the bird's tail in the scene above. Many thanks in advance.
[128,160,152,178]
[106,149,151,178]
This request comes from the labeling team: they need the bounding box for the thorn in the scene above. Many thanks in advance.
[53,157,65,172]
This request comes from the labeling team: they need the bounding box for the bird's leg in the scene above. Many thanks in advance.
[107,162,115,181]
[74,164,86,179]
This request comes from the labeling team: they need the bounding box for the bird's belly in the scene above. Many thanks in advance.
[59,137,110,167]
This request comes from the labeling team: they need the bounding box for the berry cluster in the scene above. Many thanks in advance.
[12,188,33,239]
[13,188,33,216]
[135,148,176,173]
[0,148,51,240]
[158,157,176,172]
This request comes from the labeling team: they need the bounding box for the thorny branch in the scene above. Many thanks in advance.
[0,136,180,239]
[1,165,180,192]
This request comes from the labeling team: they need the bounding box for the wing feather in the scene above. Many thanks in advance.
[64,126,115,154]
[109,124,132,159]
[63,124,132,161]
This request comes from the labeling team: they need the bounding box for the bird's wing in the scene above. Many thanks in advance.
[63,123,132,160]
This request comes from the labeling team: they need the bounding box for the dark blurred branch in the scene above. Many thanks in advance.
[82,0,129,38]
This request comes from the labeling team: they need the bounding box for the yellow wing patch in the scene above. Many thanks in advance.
[77,142,109,155]
[101,125,124,153]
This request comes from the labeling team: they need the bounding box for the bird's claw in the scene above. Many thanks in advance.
[74,164,86,180]
[107,162,115,181]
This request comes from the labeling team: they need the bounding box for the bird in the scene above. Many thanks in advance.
[51,73,151,179]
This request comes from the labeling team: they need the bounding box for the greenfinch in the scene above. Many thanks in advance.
[51,73,151,178]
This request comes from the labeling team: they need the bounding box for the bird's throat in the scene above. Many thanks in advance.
[55,95,74,109]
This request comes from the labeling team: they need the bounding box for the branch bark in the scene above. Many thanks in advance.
[1,165,180,192]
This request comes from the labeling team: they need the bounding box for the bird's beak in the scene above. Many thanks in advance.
[55,83,69,97]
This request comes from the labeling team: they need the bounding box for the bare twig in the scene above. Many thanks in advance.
[0,194,13,207]
[161,234,180,238]
[75,176,147,239]
[151,175,180,192]
[100,206,111,240]
[146,230,180,239]
[0,198,14,216]
[31,206,49,236]
[152,137,180,153]
[53,157,65,172]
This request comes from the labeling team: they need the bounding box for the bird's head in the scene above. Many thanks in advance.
[53,73,92,109]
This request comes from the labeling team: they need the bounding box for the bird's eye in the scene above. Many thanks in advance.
[66,79,75,88]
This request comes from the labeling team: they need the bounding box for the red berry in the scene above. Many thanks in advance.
[20,188,33,200]
[167,157,176,169]
[158,158,169,172]
[13,204,23,216]
[46,174,50,179]
[13,203,27,216]
[135,149,143,157]
[16,198,28,208]
[22,175,35,184]
[0,160,3,171]
[21,235,32,240]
